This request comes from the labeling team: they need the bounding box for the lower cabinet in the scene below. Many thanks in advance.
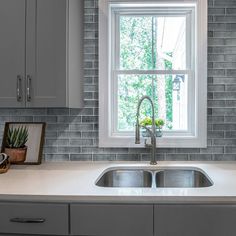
[70,204,153,236]
[1,202,236,236]
[0,202,68,235]
[154,204,236,236]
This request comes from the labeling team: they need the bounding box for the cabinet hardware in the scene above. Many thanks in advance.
[10,218,45,223]
[26,75,32,102]
[16,75,22,102]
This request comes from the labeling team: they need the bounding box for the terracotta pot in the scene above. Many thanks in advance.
[4,147,27,164]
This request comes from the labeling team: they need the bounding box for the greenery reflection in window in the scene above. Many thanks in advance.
[116,16,188,132]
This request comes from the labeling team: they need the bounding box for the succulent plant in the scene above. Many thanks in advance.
[6,126,28,148]
[140,117,165,129]
[155,119,165,129]
[140,117,152,126]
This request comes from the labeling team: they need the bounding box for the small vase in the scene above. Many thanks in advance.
[141,126,163,137]
[156,129,163,137]
[4,146,27,164]
[141,126,152,137]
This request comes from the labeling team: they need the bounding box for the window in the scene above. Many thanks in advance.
[99,0,207,148]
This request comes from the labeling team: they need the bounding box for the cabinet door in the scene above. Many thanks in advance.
[0,0,25,107]
[26,0,67,107]
[0,202,69,235]
[154,205,236,236]
[71,204,153,236]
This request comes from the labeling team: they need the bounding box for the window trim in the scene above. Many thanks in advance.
[99,0,207,148]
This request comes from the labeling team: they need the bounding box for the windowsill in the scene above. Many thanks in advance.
[99,135,207,148]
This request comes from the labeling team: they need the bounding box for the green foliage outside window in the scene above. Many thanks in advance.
[118,16,173,131]
[164,53,173,123]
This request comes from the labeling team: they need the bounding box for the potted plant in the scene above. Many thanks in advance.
[140,117,165,137]
[155,118,165,137]
[4,126,28,164]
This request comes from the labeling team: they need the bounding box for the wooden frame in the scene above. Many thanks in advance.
[1,122,46,165]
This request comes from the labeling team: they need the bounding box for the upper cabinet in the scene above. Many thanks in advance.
[0,0,26,107]
[0,0,84,108]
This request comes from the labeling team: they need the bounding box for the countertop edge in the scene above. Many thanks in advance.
[1,195,236,204]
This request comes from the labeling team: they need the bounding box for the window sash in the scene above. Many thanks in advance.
[111,7,195,71]
[110,6,195,137]
[111,71,195,136]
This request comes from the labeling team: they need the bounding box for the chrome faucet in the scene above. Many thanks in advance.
[135,96,157,165]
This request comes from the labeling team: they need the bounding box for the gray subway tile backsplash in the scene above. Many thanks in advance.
[189,154,213,161]
[45,154,70,162]
[208,8,225,16]
[214,154,236,161]
[93,154,116,161]
[0,0,236,162]
[165,154,189,161]
[117,154,141,162]
[70,154,93,161]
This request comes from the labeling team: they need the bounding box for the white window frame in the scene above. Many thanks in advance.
[99,0,207,148]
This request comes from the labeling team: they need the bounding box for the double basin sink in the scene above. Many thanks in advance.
[96,167,213,188]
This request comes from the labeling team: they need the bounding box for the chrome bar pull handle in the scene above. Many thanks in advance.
[16,75,22,102]
[26,75,32,102]
[10,217,45,223]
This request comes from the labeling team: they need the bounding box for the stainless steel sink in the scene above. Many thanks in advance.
[96,169,152,187]
[155,169,213,188]
[96,167,213,188]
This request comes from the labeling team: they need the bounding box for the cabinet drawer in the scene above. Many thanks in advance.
[0,202,68,235]
[70,204,153,236]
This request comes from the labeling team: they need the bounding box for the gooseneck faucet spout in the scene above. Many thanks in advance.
[135,96,157,165]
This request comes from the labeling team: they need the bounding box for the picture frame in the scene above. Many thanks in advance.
[1,122,46,165]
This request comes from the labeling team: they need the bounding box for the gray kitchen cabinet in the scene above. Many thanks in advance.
[70,204,154,236]
[2,202,236,236]
[0,202,69,235]
[0,0,26,107]
[154,204,236,236]
[0,0,84,108]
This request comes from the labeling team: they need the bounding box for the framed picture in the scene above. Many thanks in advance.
[1,122,46,165]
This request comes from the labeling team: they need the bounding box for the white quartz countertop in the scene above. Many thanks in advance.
[0,161,236,203]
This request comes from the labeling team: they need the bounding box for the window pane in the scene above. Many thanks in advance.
[117,74,188,132]
[154,17,186,70]
[119,15,187,70]
[155,74,188,131]
[120,16,153,70]
[118,74,155,131]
